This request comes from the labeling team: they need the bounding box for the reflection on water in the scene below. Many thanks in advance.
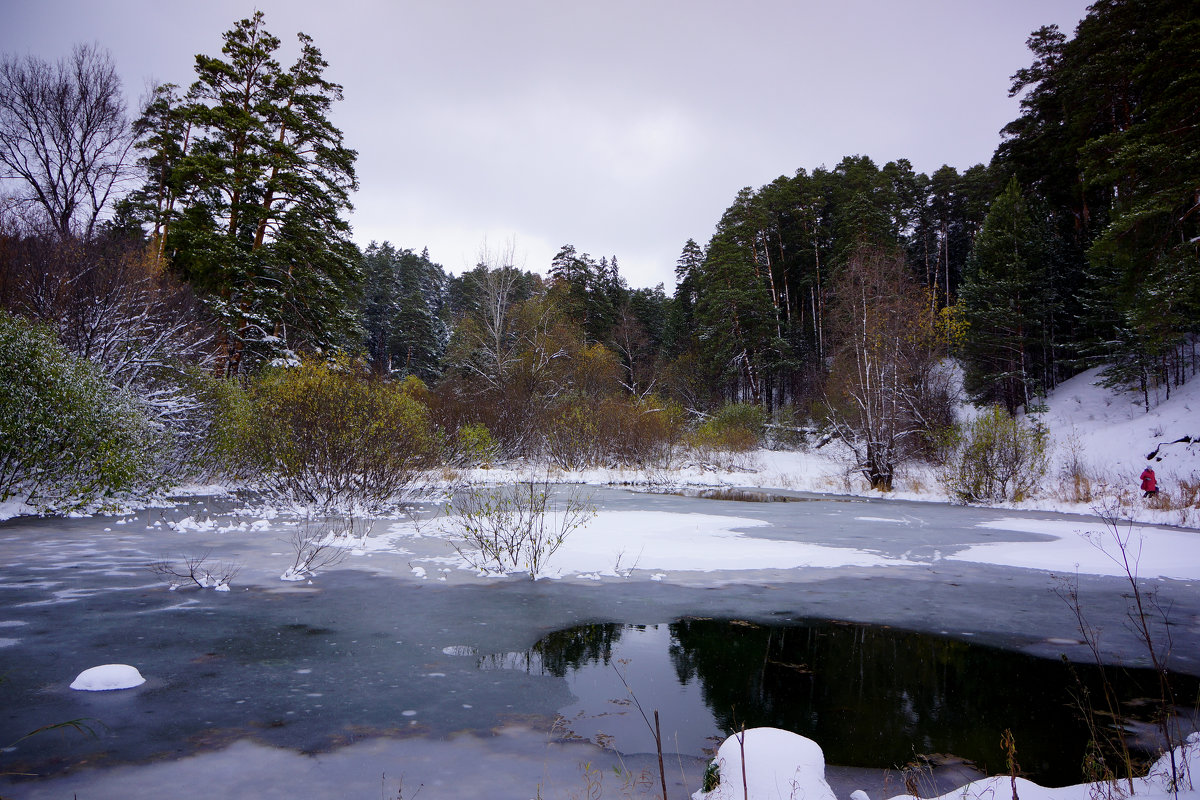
[486,619,1200,787]
[645,487,859,503]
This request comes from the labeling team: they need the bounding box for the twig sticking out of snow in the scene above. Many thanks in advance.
[148,552,240,591]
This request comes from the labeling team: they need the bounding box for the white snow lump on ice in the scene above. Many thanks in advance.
[69,663,146,691]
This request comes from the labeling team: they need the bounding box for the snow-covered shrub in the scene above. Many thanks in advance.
[210,357,440,512]
[148,553,240,591]
[0,311,163,513]
[944,405,1048,503]
[445,478,595,579]
[0,233,217,446]
[279,516,355,581]
[764,405,812,450]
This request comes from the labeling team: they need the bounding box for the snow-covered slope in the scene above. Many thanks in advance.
[1039,366,1199,487]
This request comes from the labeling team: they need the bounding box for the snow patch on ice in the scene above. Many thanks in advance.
[442,645,477,656]
[944,517,1200,580]
[415,510,914,579]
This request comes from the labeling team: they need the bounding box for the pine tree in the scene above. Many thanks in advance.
[959,178,1057,414]
[997,0,1200,399]
[547,244,624,345]
[664,238,703,357]
[129,12,359,375]
[693,229,774,405]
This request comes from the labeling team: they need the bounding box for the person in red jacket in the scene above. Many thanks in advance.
[1140,466,1158,498]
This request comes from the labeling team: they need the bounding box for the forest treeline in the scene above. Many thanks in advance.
[1,1,1198,510]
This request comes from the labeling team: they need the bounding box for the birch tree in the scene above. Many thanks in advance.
[824,247,950,490]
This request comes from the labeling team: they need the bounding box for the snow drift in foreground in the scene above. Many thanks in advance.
[696,727,1200,800]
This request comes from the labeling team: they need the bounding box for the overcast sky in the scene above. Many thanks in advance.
[2,0,1093,289]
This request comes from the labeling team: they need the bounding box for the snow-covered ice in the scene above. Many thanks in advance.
[946,517,1200,579]
[406,510,914,579]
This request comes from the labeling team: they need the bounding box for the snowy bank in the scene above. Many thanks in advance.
[695,728,836,800]
[449,367,1199,529]
[697,728,1200,800]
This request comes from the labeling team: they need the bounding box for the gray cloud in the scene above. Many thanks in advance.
[2,0,1093,288]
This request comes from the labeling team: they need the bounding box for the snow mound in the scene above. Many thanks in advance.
[694,728,836,800]
[883,731,1200,800]
[69,663,146,691]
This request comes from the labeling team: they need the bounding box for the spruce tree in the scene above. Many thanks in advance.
[958,178,1055,414]
[360,242,448,381]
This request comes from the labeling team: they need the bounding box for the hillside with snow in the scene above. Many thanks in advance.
[1038,367,1198,498]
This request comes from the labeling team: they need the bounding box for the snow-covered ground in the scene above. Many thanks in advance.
[448,367,1200,529]
[698,728,1200,800]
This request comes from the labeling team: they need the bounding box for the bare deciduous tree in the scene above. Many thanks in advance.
[824,246,953,490]
[0,44,134,239]
[451,238,529,391]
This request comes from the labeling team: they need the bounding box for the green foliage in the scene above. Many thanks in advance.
[361,242,448,381]
[999,1,1200,399]
[943,406,1048,504]
[692,226,774,405]
[959,178,1060,414]
[702,761,721,793]
[210,358,439,511]
[694,402,767,452]
[671,154,992,411]
[128,11,360,375]
[547,244,626,345]
[543,398,601,470]
[542,394,688,470]
[453,423,499,468]
[0,312,161,513]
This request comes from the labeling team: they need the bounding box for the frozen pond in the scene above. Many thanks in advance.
[2,487,1198,798]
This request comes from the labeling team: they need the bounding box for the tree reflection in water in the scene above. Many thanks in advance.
[491,618,1200,788]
